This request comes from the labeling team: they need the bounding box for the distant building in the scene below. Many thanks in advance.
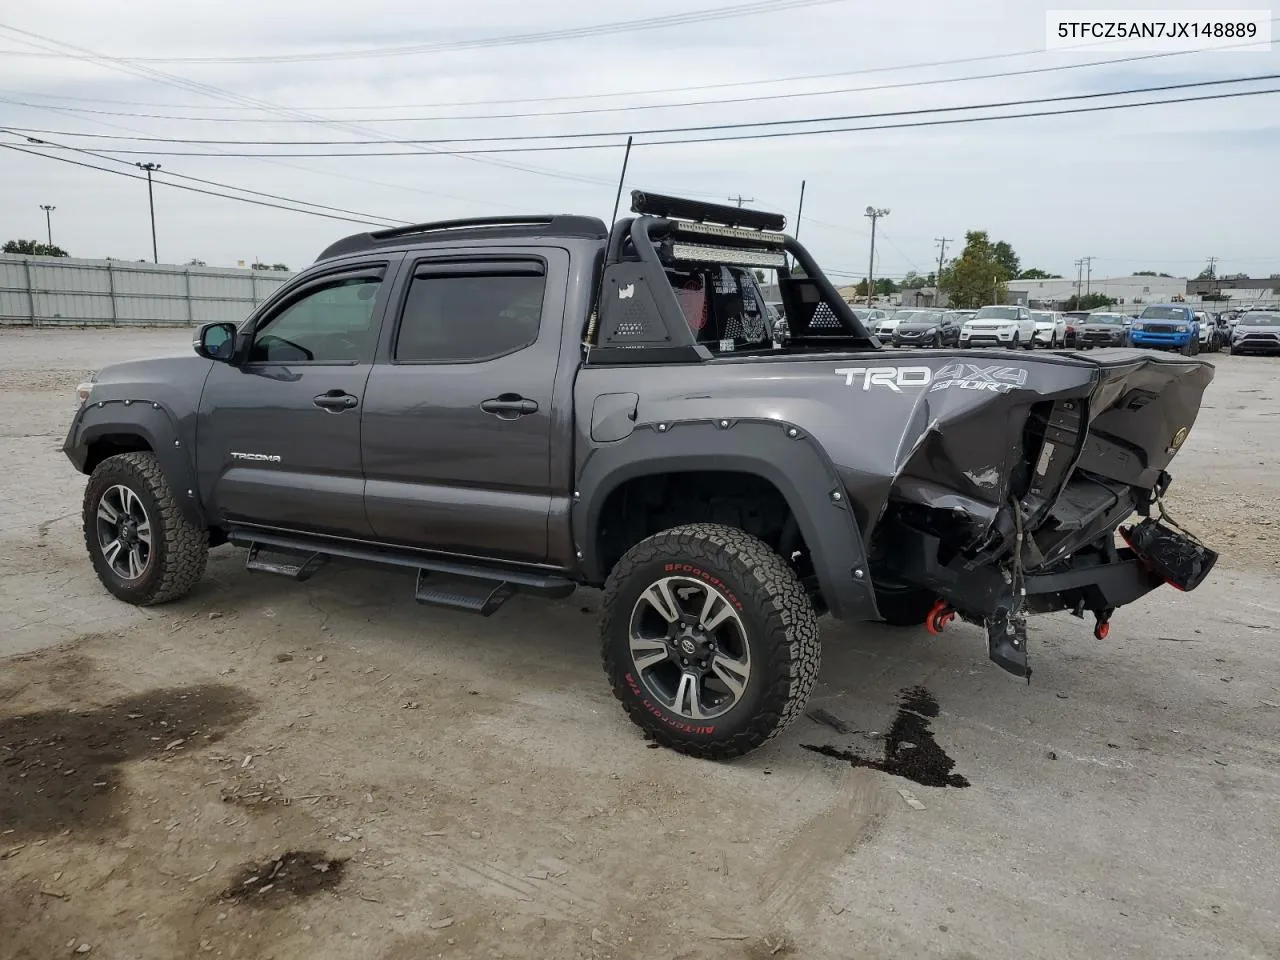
[1017,274,1188,308]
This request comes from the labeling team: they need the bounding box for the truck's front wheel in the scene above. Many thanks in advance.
[600,523,820,759]
[83,452,208,606]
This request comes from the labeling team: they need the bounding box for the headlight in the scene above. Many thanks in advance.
[1131,323,1144,331]
[924,327,937,336]
[1173,324,1188,332]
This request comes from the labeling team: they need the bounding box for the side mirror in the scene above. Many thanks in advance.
[194,321,239,362]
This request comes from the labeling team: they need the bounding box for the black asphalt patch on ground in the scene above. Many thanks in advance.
[802,685,970,788]
[220,851,346,907]
[0,684,256,841]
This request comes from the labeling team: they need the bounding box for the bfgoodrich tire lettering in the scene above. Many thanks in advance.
[600,523,820,759]
[83,452,208,605]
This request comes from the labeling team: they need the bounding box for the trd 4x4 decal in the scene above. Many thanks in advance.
[929,363,1028,394]
[834,364,1029,394]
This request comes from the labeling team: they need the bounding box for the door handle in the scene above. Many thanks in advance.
[313,391,358,412]
[480,394,539,419]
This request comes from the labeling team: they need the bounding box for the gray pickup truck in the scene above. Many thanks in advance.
[64,192,1217,759]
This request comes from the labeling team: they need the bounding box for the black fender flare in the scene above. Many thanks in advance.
[65,398,204,527]
[573,418,879,621]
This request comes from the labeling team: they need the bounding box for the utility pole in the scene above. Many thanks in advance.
[136,162,161,263]
[727,195,756,208]
[934,236,951,303]
[1206,256,1218,276]
[1074,259,1084,302]
[1083,256,1094,297]
[864,206,889,307]
[39,204,55,246]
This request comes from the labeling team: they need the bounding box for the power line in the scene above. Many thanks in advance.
[0,44,1258,125]
[6,20,1271,112]
[0,1,839,64]
[2,131,413,226]
[13,73,1272,147]
[11,83,1277,157]
[0,141,403,227]
[0,23,626,192]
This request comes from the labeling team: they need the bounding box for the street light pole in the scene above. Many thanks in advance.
[135,162,161,263]
[39,204,56,246]
[864,206,890,307]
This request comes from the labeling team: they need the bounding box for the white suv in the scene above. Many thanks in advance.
[961,305,1037,349]
[1030,310,1066,348]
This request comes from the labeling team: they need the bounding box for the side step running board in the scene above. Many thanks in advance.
[245,543,328,581]
[415,570,515,616]
[228,529,578,611]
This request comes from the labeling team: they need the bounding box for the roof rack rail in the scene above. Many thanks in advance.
[315,214,607,262]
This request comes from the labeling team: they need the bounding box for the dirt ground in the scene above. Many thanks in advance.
[2,328,1278,960]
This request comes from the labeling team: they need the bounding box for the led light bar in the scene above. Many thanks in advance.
[674,220,786,245]
[631,190,786,232]
[667,243,787,268]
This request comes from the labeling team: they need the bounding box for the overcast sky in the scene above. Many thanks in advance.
[1,1,1277,282]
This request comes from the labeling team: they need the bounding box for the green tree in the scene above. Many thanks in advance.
[900,270,925,289]
[1196,262,1217,280]
[270,263,290,272]
[992,240,1020,280]
[875,277,898,295]
[938,230,1010,309]
[3,239,68,257]
[1018,267,1062,280]
[1063,292,1117,310]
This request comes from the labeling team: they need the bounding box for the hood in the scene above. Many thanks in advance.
[1234,323,1280,335]
[895,320,940,332]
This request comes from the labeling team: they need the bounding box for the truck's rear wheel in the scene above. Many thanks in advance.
[600,523,820,759]
[83,452,208,605]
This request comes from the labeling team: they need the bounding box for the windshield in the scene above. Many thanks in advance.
[898,312,935,324]
[1242,313,1280,326]
[888,311,920,323]
[1089,314,1125,325]
[1030,311,1054,323]
[1140,306,1191,321]
[974,306,1020,320]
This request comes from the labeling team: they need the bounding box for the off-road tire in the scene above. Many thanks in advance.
[600,523,820,759]
[874,585,939,627]
[83,452,208,605]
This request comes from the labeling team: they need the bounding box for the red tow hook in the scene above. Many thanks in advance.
[1093,617,1111,640]
[926,598,956,635]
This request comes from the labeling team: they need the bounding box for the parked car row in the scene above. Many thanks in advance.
[856,302,1278,358]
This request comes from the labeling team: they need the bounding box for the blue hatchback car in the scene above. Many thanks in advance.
[1130,304,1200,354]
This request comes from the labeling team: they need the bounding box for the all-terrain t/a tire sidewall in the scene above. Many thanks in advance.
[83,452,208,606]
[600,523,820,760]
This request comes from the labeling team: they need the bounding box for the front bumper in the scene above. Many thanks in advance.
[961,328,1016,345]
[893,330,934,346]
[1032,327,1056,344]
[1232,336,1280,353]
[1131,332,1192,348]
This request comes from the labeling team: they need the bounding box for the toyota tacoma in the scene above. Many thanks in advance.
[64,192,1217,759]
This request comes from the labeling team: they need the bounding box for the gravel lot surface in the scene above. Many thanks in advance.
[2,328,1277,960]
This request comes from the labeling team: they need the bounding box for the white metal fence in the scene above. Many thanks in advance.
[0,255,295,327]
